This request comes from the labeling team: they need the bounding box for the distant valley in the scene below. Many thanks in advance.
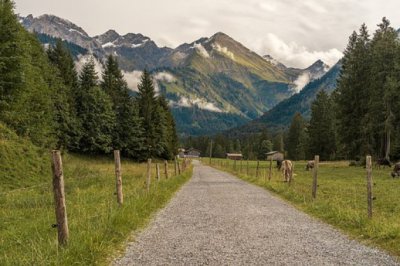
[20,14,332,136]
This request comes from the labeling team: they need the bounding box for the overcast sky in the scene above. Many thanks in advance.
[14,0,400,68]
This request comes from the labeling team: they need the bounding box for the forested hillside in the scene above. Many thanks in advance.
[0,1,178,162]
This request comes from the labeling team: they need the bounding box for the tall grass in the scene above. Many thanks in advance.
[0,154,192,265]
[204,158,400,257]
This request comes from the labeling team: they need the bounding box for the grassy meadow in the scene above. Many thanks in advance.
[0,153,192,265]
[203,158,400,257]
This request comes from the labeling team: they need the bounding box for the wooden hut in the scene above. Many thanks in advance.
[265,151,284,161]
[226,153,243,160]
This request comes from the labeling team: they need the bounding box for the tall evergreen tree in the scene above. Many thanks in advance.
[101,55,144,157]
[137,70,159,158]
[287,113,307,160]
[78,59,115,154]
[47,40,81,149]
[308,91,336,160]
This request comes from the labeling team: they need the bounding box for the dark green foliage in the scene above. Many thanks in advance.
[308,91,336,160]
[36,33,88,59]
[136,70,178,160]
[286,113,307,160]
[47,40,81,149]
[0,0,56,147]
[101,55,144,158]
[335,18,400,160]
[78,59,115,154]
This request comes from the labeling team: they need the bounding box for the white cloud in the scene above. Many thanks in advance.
[293,72,311,93]
[75,54,103,79]
[212,43,235,60]
[258,33,343,68]
[154,71,176,83]
[171,96,223,113]
[122,70,142,92]
[192,43,210,58]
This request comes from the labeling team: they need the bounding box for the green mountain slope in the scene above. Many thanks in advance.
[227,61,341,137]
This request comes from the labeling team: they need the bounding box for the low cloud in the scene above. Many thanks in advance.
[171,96,223,113]
[154,71,176,83]
[212,43,235,60]
[193,43,210,58]
[258,33,343,68]
[122,70,142,92]
[293,72,311,92]
[75,55,103,79]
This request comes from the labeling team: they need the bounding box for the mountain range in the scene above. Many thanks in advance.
[19,14,332,137]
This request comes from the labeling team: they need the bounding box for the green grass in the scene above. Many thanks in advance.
[0,153,192,265]
[203,158,400,258]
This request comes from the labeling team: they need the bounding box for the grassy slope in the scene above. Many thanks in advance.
[0,123,50,192]
[204,159,400,258]
[0,130,192,265]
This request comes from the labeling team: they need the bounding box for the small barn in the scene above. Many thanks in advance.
[226,153,243,160]
[185,148,201,158]
[266,151,284,161]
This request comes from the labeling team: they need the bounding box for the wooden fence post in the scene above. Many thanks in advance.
[256,160,260,178]
[114,150,123,205]
[164,160,169,179]
[366,155,373,218]
[147,159,152,192]
[268,158,273,181]
[174,157,178,175]
[51,150,69,246]
[312,155,319,199]
[177,156,181,175]
[156,163,160,181]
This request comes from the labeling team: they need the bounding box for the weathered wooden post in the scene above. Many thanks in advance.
[366,155,373,218]
[164,160,169,179]
[268,157,273,181]
[147,159,152,192]
[156,163,160,181]
[209,140,213,165]
[312,155,319,199]
[177,156,181,175]
[256,160,260,178]
[51,150,69,246]
[174,156,177,176]
[114,150,123,205]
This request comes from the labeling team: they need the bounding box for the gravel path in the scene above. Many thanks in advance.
[114,161,399,265]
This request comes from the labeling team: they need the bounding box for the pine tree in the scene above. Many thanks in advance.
[308,91,336,160]
[0,1,56,147]
[78,59,115,154]
[47,40,81,149]
[287,113,307,160]
[137,70,158,159]
[101,55,144,157]
[158,95,178,159]
[335,24,371,158]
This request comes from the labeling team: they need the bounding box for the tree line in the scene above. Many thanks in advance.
[0,0,178,161]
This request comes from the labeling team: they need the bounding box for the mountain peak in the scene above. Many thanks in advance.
[306,59,329,73]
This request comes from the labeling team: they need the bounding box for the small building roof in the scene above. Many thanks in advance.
[226,153,243,156]
[265,151,282,155]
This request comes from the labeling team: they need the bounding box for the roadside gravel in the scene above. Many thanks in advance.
[114,160,399,265]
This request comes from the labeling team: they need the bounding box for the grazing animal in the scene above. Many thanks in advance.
[305,160,314,171]
[277,159,283,170]
[391,162,400,178]
[281,160,293,183]
[376,158,392,169]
